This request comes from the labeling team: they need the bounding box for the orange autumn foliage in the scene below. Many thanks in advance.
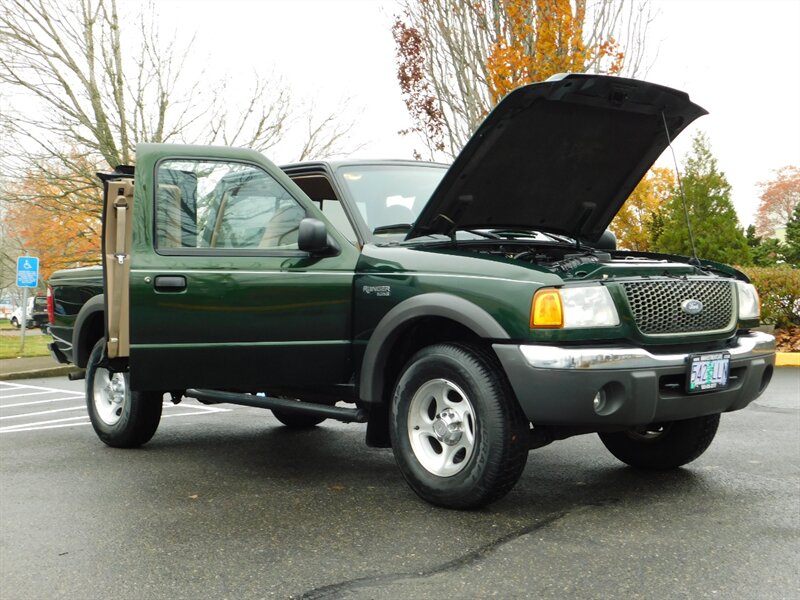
[486,0,625,103]
[610,167,676,251]
[393,0,638,159]
[754,165,800,238]
[4,173,102,282]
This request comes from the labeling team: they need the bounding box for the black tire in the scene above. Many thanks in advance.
[86,340,162,448]
[10,317,20,328]
[390,343,529,509]
[598,414,721,470]
[271,408,326,429]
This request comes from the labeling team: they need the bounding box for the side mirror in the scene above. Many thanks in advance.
[298,218,336,255]
[596,229,617,250]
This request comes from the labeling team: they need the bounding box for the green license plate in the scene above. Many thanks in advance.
[687,352,730,393]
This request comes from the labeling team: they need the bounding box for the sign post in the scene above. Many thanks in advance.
[16,256,39,354]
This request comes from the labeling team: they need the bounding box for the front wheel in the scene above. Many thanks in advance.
[598,414,721,470]
[10,317,20,328]
[86,340,162,448]
[390,343,529,509]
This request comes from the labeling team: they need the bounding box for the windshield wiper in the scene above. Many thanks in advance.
[372,223,412,234]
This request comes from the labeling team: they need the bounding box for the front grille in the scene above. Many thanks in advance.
[620,280,735,335]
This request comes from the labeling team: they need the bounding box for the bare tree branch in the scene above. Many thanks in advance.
[393,0,653,160]
[295,98,367,162]
[0,0,363,275]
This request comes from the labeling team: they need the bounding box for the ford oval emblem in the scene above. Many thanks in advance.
[681,299,704,315]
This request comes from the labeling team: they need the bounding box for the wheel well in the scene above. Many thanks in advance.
[76,312,105,368]
[383,317,481,398]
[365,316,486,448]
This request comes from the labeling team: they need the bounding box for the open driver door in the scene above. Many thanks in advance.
[99,167,135,360]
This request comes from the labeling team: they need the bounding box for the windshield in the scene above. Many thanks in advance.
[336,164,447,235]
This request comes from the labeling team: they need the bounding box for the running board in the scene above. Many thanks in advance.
[185,389,368,424]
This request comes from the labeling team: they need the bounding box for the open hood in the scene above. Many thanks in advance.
[406,74,707,242]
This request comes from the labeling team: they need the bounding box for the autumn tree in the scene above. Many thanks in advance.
[653,133,751,265]
[393,0,651,158]
[610,167,674,251]
[754,166,800,238]
[2,157,102,282]
[784,202,800,267]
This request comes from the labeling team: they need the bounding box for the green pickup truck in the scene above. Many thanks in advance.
[48,74,776,509]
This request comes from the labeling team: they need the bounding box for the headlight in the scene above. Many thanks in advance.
[531,286,619,329]
[736,281,760,320]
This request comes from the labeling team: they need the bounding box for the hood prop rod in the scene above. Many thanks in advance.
[661,111,701,267]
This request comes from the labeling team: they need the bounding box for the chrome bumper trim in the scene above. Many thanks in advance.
[518,331,776,370]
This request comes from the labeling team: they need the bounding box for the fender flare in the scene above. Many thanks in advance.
[72,294,105,368]
[358,292,509,404]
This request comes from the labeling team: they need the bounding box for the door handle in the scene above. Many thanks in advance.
[153,275,186,292]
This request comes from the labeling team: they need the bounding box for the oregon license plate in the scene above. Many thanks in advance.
[687,352,730,393]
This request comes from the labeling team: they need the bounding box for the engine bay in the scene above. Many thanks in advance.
[455,241,704,279]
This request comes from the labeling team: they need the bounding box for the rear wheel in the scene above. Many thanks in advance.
[598,414,720,470]
[86,340,162,448]
[390,343,529,509]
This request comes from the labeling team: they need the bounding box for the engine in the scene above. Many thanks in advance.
[459,242,695,279]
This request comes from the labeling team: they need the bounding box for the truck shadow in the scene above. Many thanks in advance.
[133,419,727,519]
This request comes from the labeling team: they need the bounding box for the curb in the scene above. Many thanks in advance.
[0,365,81,381]
[776,353,799,368]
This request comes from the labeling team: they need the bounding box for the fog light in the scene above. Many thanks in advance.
[593,390,606,414]
[592,383,624,416]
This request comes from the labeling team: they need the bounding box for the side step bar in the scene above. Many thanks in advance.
[185,389,368,424]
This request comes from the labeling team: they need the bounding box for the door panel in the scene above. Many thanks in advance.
[129,145,359,392]
[102,177,134,359]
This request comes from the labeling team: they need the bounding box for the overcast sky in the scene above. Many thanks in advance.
[148,0,800,227]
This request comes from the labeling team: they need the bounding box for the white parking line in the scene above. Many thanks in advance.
[0,405,87,420]
[0,381,76,393]
[1,395,84,409]
[0,398,231,433]
[0,421,90,433]
[0,389,59,399]
[0,415,89,432]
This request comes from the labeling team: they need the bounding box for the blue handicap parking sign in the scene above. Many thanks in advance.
[16,256,39,288]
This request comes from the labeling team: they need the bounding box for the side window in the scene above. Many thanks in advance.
[290,173,358,244]
[317,199,357,244]
[156,160,305,251]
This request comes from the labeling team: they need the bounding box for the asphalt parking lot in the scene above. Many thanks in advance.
[1,370,798,600]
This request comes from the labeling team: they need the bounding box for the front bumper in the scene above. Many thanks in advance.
[493,331,776,427]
